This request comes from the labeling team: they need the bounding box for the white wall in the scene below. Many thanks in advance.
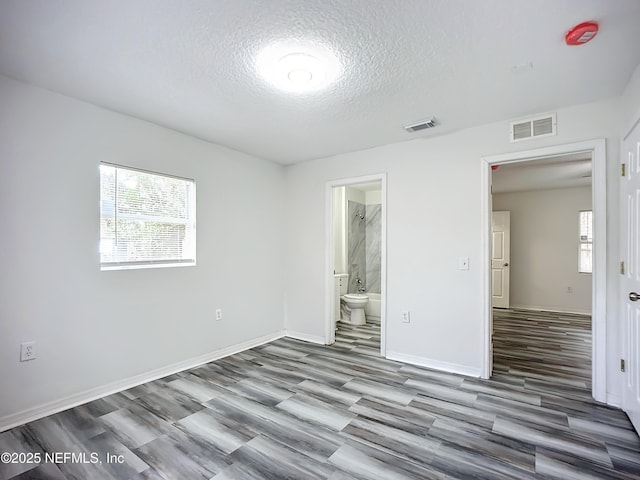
[284,97,622,391]
[493,187,592,314]
[365,190,382,205]
[622,63,640,133]
[0,76,285,425]
[345,186,366,204]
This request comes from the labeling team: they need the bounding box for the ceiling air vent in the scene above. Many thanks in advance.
[509,113,556,142]
[404,117,437,133]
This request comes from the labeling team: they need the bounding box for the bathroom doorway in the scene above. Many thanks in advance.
[325,174,387,356]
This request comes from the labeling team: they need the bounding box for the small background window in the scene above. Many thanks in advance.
[100,164,196,270]
[579,210,592,274]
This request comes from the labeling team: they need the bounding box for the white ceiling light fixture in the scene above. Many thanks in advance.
[256,42,342,94]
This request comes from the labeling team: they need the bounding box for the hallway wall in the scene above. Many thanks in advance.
[493,186,592,314]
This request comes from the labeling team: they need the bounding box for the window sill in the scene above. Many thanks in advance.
[101,262,196,272]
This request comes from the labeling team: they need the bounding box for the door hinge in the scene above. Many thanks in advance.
[622,163,626,177]
[621,261,625,275]
[621,359,626,372]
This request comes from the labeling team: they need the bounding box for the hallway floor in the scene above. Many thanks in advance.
[493,308,592,399]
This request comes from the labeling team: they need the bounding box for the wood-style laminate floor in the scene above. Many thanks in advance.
[492,308,592,396]
[333,316,381,357]
[1,310,639,479]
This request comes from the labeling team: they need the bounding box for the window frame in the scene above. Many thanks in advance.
[99,162,196,271]
[578,209,592,274]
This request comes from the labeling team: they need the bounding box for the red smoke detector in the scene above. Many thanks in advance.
[565,21,599,46]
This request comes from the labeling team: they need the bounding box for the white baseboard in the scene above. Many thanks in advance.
[386,351,481,378]
[285,331,326,345]
[509,304,591,316]
[607,393,622,408]
[0,330,286,433]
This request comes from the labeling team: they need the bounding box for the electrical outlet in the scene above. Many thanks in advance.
[566,286,573,293]
[215,308,223,321]
[402,311,411,323]
[20,342,36,362]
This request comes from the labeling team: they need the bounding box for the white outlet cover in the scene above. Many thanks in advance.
[20,342,36,362]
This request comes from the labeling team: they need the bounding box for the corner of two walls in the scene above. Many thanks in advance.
[622,63,640,132]
[0,75,286,429]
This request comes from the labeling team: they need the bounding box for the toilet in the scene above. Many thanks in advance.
[341,293,369,326]
[335,273,370,326]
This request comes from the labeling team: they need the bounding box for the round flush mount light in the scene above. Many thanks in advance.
[287,68,313,83]
[256,43,342,94]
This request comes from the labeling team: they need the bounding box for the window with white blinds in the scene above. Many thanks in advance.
[99,164,196,270]
[579,210,592,274]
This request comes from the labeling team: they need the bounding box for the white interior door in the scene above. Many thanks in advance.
[622,119,640,433]
[492,211,511,308]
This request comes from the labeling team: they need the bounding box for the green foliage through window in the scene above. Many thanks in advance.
[100,164,196,269]
[579,210,592,274]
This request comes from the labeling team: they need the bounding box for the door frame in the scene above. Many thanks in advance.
[480,139,607,403]
[325,173,387,356]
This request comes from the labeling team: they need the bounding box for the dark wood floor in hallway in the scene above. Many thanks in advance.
[1,310,639,479]
[492,308,592,396]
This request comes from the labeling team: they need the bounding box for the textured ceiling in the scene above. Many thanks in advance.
[1,0,639,165]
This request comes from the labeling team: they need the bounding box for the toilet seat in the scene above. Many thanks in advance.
[343,293,368,300]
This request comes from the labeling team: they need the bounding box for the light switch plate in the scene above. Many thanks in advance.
[459,257,469,270]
